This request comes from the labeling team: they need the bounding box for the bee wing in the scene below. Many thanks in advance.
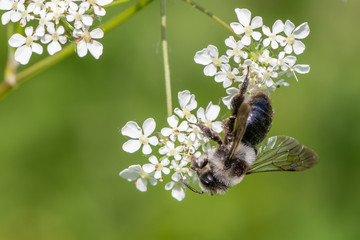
[247,136,319,174]
[229,102,251,160]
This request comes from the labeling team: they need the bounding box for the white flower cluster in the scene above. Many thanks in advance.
[119,8,311,201]
[194,8,310,109]
[0,0,113,64]
[120,90,223,201]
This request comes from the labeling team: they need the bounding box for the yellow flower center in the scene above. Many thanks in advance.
[139,135,149,145]
[287,34,295,45]
[244,25,253,36]
[25,36,33,47]
[182,108,191,119]
[205,120,212,128]
[139,171,149,179]
[212,58,222,67]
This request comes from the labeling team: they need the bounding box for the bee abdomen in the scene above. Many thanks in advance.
[242,93,273,147]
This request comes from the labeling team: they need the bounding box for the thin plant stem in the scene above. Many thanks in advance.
[160,0,172,117]
[0,0,155,102]
[180,0,234,34]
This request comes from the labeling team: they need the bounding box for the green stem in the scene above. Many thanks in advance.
[180,0,234,34]
[0,0,155,102]
[161,0,172,117]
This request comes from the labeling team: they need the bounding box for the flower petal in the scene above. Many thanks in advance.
[167,115,179,128]
[172,186,185,201]
[250,16,263,29]
[293,64,310,74]
[272,20,284,34]
[204,64,217,77]
[122,140,141,153]
[90,28,104,39]
[87,40,103,59]
[142,118,156,136]
[165,181,174,190]
[293,22,310,39]
[293,40,305,55]
[119,165,141,181]
[136,178,147,192]
[14,45,32,65]
[77,40,88,57]
[235,8,251,26]
[148,155,159,164]
[148,136,158,146]
[206,102,220,121]
[161,127,173,137]
[284,20,295,36]
[32,42,43,55]
[8,33,26,47]
[143,163,155,173]
[194,49,212,65]
[121,121,141,138]
[230,22,244,35]
[142,144,152,155]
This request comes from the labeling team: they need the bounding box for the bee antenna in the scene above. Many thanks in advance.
[239,65,251,97]
[181,179,204,194]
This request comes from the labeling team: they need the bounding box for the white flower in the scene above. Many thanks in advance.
[165,181,186,201]
[258,49,277,66]
[1,0,25,25]
[143,156,170,179]
[170,160,189,182]
[74,27,104,59]
[28,0,46,15]
[197,102,223,133]
[214,64,242,88]
[225,36,248,63]
[66,2,93,29]
[161,115,188,142]
[280,20,310,55]
[159,141,183,160]
[174,90,197,120]
[275,79,290,88]
[230,8,263,46]
[8,26,42,65]
[120,165,157,192]
[281,55,310,81]
[222,87,239,109]
[121,118,159,155]
[45,1,66,24]
[18,4,35,27]
[262,20,284,49]
[85,0,113,16]
[34,10,53,37]
[194,45,229,76]
[41,23,67,55]
[259,66,278,87]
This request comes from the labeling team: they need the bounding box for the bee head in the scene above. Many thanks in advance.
[192,156,229,195]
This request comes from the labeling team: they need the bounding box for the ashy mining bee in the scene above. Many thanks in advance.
[183,68,319,195]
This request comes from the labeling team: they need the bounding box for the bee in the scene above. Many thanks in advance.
[183,68,319,195]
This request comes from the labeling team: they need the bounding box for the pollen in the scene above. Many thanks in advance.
[212,58,222,67]
[25,36,33,47]
[287,34,295,45]
[244,25,253,36]
[139,135,149,145]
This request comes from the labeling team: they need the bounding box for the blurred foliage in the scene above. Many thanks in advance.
[0,0,359,239]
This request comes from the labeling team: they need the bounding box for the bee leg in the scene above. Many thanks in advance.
[191,155,208,170]
[189,122,223,145]
[222,116,236,145]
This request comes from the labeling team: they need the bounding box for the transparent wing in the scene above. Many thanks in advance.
[229,102,251,160]
[247,135,319,174]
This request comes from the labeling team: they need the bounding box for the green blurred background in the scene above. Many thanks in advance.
[0,0,359,239]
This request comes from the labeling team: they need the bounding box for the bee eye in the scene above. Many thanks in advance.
[200,173,215,187]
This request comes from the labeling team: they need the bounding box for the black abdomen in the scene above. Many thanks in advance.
[242,93,273,147]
